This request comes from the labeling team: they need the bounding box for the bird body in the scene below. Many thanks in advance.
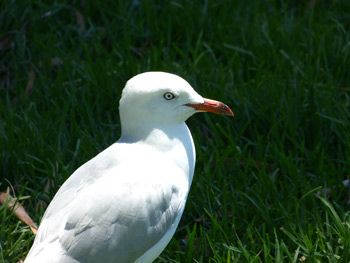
[25,72,233,263]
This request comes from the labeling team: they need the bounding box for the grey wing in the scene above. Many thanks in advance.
[26,142,190,263]
[27,166,186,263]
[62,181,183,262]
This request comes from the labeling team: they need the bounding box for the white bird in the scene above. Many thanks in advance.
[25,72,233,263]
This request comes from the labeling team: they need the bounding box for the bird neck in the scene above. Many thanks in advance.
[119,121,189,147]
[119,121,196,184]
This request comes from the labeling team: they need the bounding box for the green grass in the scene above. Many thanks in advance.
[1,0,350,262]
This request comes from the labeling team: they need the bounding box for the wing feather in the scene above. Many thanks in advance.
[26,142,190,263]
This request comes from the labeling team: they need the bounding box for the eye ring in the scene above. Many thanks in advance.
[163,92,176,100]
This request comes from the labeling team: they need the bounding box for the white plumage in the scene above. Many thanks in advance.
[25,72,233,263]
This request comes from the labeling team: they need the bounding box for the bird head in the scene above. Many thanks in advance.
[119,72,233,127]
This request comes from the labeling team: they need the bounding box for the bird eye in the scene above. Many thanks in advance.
[163,92,176,100]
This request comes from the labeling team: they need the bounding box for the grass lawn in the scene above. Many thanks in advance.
[1,0,350,262]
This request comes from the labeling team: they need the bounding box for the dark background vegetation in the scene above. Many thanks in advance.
[1,0,350,262]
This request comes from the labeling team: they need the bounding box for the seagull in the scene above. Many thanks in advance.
[25,72,233,263]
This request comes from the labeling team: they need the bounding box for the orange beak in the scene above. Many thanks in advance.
[187,98,234,116]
